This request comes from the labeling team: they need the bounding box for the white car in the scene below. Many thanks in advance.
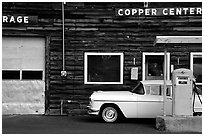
[87,80,202,123]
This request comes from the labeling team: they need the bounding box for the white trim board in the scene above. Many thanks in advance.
[156,36,202,43]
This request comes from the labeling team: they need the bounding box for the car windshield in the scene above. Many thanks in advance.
[131,82,145,95]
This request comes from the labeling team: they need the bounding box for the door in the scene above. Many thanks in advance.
[2,37,45,114]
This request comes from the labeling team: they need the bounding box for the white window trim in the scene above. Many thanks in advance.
[190,52,202,85]
[142,52,170,81]
[84,52,124,84]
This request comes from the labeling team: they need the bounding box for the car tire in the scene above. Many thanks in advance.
[101,106,119,123]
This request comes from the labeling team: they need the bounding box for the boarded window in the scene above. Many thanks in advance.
[85,53,124,84]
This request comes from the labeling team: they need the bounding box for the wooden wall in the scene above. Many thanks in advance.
[2,2,202,115]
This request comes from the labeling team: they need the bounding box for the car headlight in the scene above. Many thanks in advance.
[89,97,92,104]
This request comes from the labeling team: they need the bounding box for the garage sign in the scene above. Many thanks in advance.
[115,7,202,16]
[2,15,38,24]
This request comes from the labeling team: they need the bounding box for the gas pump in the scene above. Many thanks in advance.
[172,68,194,116]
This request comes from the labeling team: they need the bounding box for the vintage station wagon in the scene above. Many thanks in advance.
[87,80,202,123]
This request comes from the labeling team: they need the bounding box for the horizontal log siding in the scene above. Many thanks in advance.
[2,2,202,115]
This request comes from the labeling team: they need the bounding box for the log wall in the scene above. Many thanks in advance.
[2,2,202,115]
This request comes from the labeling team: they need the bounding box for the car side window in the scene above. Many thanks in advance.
[132,82,145,95]
[144,85,172,96]
[145,85,161,95]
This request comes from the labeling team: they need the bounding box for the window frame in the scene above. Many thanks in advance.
[190,52,202,85]
[84,52,124,84]
[142,52,170,81]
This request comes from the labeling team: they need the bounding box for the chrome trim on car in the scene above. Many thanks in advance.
[87,107,99,115]
[93,100,163,103]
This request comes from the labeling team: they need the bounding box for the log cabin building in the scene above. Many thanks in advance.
[2,2,202,115]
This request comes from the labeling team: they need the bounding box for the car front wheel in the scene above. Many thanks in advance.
[101,106,119,123]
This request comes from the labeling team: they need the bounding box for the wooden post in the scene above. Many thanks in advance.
[163,49,167,116]
[61,100,63,115]
[45,36,51,115]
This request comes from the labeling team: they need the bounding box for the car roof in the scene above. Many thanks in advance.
[141,80,172,85]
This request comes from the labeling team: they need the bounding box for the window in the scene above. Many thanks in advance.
[2,70,20,80]
[84,52,124,84]
[131,82,145,95]
[2,70,43,80]
[190,52,202,85]
[144,85,172,96]
[22,71,43,80]
[145,85,162,95]
[2,37,45,80]
[142,53,170,81]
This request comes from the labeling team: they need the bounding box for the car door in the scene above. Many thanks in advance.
[137,84,172,118]
[117,92,138,118]
[122,82,144,118]
[137,94,163,118]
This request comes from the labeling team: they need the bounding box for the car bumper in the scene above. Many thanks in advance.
[87,106,99,115]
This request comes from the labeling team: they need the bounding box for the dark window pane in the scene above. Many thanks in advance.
[193,57,202,83]
[146,55,164,80]
[196,85,202,95]
[22,71,43,80]
[87,55,120,82]
[2,70,20,79]
[132,82,145,95]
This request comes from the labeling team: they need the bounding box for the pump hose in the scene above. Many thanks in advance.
[193,83,202,115]
[194,83,202,104]
[195,91,202,104]
[193,91,196,113]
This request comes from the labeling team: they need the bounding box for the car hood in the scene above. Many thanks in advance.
[90,91,134,101]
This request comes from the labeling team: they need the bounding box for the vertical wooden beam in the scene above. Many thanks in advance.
[45,36,51,115]
[163,49,167,116]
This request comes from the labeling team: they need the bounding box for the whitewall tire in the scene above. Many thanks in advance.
[101,106,119,123]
